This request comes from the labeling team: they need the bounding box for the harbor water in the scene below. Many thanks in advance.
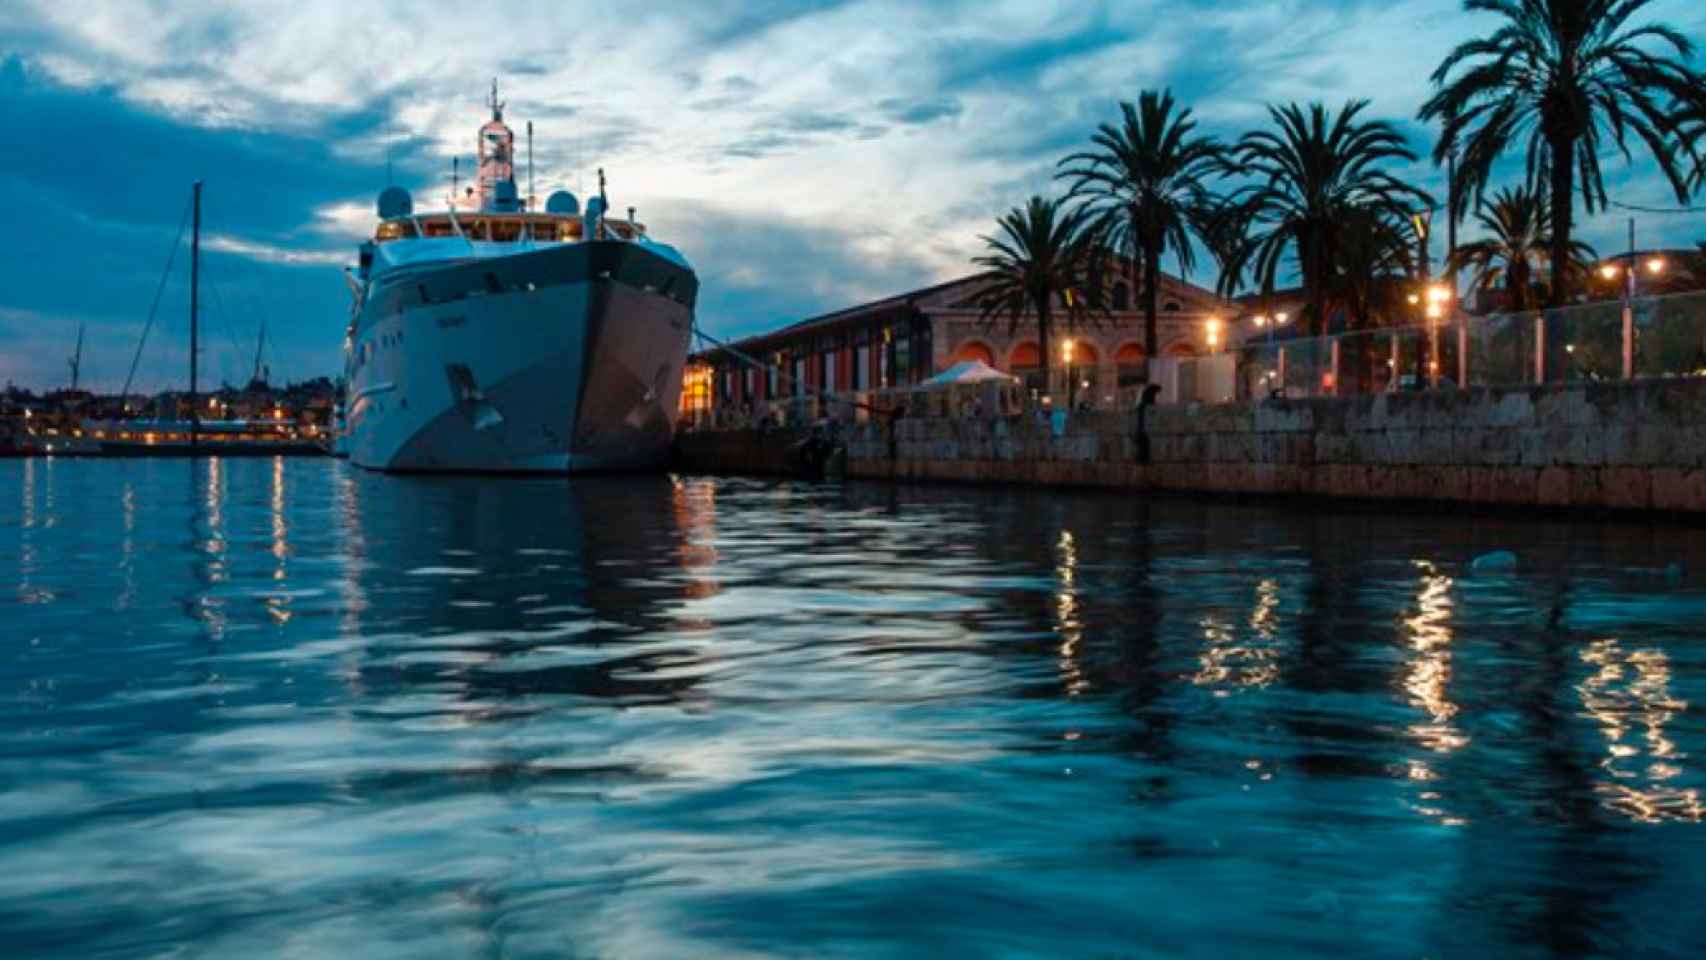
[3,458,1705,957]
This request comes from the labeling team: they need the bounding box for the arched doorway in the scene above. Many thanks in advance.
[953,341,996,367]
[1009,342,1042,392]
[1115,342,1147,386]
[1164,341,1199,358]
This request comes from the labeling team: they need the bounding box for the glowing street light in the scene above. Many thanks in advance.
[1647,257,1666,276]
[1205,317,1222,350]
[1600,263,1621,281]
[1061,338,1076,408]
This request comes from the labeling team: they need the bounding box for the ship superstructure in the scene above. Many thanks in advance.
[341,82,698,472]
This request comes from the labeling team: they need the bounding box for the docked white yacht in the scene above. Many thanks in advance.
[342,85,697,472]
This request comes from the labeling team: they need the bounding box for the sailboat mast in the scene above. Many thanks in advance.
[69,324,84,390]
[253,321,267,386]
[190,180,202,447]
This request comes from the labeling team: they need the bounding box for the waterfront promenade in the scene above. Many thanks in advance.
[677,374,1706,515]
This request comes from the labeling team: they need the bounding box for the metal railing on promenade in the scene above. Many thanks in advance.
[1228,290,1706,403]
[676,291,1706,432]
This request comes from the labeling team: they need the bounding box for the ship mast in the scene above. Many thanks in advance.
[190,180,202,447]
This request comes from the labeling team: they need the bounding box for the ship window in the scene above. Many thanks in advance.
[490,220,522,243]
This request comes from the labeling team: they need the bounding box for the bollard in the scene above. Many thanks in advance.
[1622,300,1634,379]
[1534,314,1546,385]
[1458,321,1469,388]
[1329,339,1341,397]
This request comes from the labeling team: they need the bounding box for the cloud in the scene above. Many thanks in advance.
[879,96,962,125]
[202,234,350,267]
[652,197,944,341]
[1,0,1704,388]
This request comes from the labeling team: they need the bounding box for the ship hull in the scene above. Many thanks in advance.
[344,241,696,474]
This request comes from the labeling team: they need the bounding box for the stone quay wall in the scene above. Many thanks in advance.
[676,378,1706,513]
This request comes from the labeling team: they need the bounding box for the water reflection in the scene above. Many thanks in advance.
[1400,560,1466,825]
[1055,528,1087,696]
[2,463,1706,958]
[1193,577,1282,691]
[1579,640,1703,823]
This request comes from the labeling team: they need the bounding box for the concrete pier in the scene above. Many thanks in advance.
[675,378,1706,514]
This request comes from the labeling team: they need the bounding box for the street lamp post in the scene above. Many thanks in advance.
[1425,283,1452,389]
[1062,338,1075,410]
[1248,312,1290,393]
[1604,217,1668,378]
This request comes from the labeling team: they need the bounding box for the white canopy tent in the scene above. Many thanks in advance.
[919,360,1018,388]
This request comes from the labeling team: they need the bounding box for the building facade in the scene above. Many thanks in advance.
[692,270,1235,418]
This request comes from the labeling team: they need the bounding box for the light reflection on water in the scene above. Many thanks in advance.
[3,459,1706,958]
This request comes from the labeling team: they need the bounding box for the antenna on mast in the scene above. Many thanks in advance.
[452,156,459,206]
[527,121,535,212]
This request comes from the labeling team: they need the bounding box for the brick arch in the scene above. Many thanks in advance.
[1062,339,1098,365]
[1114,341,1147,365]
[1009,341,1042,368]
[1163,341,1199,358]
[952,339,997,367]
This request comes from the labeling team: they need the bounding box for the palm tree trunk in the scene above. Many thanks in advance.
[1305,228,1325,338]
[1547,135,1575,309]
[1142,243,1161,360]
[1034,294,1053,394]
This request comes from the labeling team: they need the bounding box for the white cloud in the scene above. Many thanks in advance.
[203,233,350,267]
[10,0,1706,306]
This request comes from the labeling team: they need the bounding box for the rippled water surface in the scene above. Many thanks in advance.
[5,458,1706,957]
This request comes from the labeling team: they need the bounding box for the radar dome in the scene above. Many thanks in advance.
[377,186,412,219]
[546,190,580,215]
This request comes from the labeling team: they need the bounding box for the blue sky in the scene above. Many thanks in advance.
[2,0,1703,392]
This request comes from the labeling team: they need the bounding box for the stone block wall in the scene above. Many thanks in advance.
[825,379,1706,513]
[674,427,808,477]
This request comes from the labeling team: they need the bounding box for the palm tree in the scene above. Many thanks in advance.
[1671,243,1706,292]
[1217,100,1432,336]
[1329,204,1417,329]
[973,195,1107,391]
[1057,90,1223,361]
[1420,0,1706,308]
[1450,185,1595,311]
